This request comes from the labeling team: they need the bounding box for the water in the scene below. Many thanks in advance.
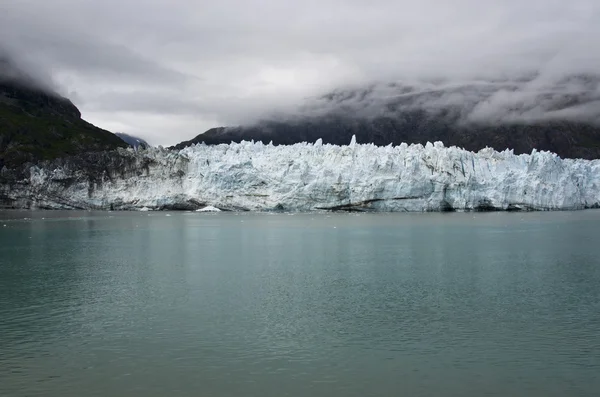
[0,210,599,397]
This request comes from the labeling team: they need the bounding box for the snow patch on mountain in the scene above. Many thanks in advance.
[114,132,150,149]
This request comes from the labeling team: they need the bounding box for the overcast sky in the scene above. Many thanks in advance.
[1,0,599,145]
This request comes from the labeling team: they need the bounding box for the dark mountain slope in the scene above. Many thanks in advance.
[174,79,600,159]
[0,59,126,170]
[175,116,600,160]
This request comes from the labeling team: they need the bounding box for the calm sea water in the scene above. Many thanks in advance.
[0,210,599,397]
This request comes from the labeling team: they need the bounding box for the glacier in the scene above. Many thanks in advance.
[2,137,600,212]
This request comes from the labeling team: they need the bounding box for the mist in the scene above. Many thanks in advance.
[0,50,60,94]
[1,0,600,145]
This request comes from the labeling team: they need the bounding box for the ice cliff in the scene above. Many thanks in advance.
[2,137,600,211]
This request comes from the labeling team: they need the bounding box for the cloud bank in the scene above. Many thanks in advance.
[1,0,599,144]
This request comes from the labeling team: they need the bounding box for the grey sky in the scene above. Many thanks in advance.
[1,0,599,145]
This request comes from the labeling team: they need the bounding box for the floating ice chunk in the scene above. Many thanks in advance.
[196,206,221,212]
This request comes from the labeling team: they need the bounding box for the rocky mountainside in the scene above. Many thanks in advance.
[174,79,600,160]
[0,58,126,171]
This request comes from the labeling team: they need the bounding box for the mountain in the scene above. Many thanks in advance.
[115,132,150,149]
[0,57,127,170]
[174,78,600,160]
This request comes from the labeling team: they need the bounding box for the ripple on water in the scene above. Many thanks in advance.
[0,211,599,397]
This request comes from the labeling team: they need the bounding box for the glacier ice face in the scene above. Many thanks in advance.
[3,138,600,211]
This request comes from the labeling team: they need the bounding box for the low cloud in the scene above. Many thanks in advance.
[1,0,599,145]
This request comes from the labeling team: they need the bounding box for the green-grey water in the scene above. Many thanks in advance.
[1,211,599,397]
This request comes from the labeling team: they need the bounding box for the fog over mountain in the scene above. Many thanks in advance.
[1,1,600,145]
[0,53,126,169]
